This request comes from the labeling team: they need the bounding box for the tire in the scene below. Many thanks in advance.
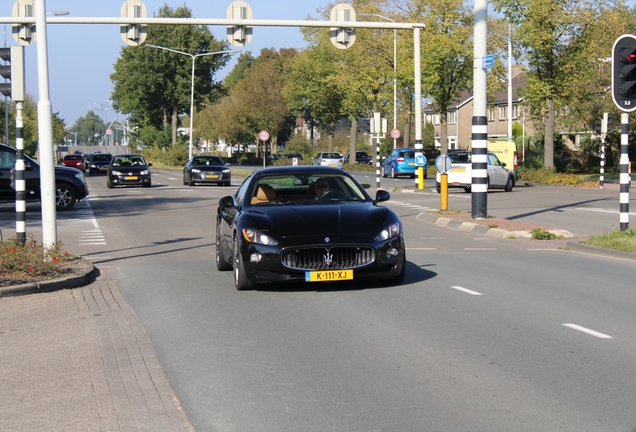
[188,176,194,186]
[233,235,253,291]
[55,183,76,211]
[381,166,387,178]
[391,167,396,179]
[464,186,471,193]
[183,174,188,185]
[505,176,514,192]
[107,178,114,189]
[380,253,406,285]
[216,223,232,271]
[436,182,441,193]
[143,180,152,188]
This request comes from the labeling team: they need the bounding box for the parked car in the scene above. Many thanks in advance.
[381,148,424,178]
[435,150,514,193]
[183,155,231,186]
[312,152,344,168]
[61,154,84,171]
[0,143,88,211]
[84,152,113,175]
[106,154,152,188]
[344,150,373,165]
[282,153,303,160]
[215,166,406,290]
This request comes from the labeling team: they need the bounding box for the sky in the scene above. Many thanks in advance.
[3,0,329,127]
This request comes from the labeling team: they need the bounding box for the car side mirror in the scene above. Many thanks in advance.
[148,162,153,167]
[501,162,507,167]
[219,196,235,207]
[375,189,390,203]
[226,162,231,166]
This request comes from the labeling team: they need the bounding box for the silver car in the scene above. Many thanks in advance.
[312,152,344,168]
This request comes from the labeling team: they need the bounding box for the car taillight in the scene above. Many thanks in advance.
[396,158,405,162]
[513,152,518,169]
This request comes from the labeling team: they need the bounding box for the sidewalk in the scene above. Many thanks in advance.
[0,279,194,431]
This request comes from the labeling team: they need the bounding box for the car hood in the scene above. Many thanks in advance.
[244,202,392,240]
[55,165,82,175]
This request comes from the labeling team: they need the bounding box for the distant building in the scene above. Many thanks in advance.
[424,65,535,150]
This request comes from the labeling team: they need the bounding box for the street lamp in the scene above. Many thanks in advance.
[146,44,238,159]
[360,13,397,148]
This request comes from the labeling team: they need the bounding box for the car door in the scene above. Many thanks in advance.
[487,154,508,187]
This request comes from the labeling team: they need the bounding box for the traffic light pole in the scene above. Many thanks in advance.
[620,113,630,231]
[15,101,26,245]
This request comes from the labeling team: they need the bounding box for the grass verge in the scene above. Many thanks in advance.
[580,228,636,253]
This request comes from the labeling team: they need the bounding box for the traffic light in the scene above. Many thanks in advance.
[0,46,25,100]
[612,34,636,112]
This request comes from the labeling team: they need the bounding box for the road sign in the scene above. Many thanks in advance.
[259,130,270,141]
[390,128,401,139]
[482,54,495,68]
[106,128,112,135]
[415,154,426,167]
[120,0,148,46]
[435,154,452,173]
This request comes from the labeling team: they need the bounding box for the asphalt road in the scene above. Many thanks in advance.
[1,168,636,431]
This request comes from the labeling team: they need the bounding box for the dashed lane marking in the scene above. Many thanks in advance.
[450,286,483,296]
[562,323,613,339]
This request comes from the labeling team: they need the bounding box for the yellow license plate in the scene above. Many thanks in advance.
[408,162,415,165]
[206,174,219,179]
[100,166,108,171]
[329,163,337,167]
[305,269,353,282]
[452,167,466,172]
[124,176,138,180]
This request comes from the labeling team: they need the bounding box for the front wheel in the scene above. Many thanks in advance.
[233,235,253,291]
[505,176,514,192]
[436,182,441,193]
[391,167,396,179]
[216,223,232,271]
[381,166,387,178]
[55,183,76,211]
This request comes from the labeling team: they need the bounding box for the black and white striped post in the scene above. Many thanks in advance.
[471,0,488,219]
[619,113,630,231]
[14,102,26,245]
[599,112,607,189]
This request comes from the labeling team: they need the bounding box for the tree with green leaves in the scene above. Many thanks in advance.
[69,110,105,145]
[491,0,620,168]
[110,4,230,146]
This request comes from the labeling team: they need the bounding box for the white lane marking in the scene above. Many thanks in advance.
[407,247,437,250]
[575,207,636,216]
[450,286,483,296]
[562,323,613,339]
[527,248,562,251]
[419,237,446,240]
[464,248,497,251]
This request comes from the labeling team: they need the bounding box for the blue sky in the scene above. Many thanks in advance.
[5,0,329,126]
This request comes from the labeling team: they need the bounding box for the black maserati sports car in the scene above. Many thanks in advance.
[216,166,406,290]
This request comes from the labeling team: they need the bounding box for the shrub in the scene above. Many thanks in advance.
[0,235,76,278]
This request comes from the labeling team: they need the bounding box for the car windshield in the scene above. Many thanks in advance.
[112,156,146,166]
[449,153,471,163]
[357,152,370,157]
[193,157,223,165]
[399,151,415,158]
[64,155,81,160]
[92,154,112,162]
[248,173,369,205]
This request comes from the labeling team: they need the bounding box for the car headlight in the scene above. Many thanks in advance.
[74,172,86,183]
[375,222,401,241]
[111,170,123,175]
[140,169,149,175]
[222,169,230,173]
[192,169,201,174]
[242,229,278,245]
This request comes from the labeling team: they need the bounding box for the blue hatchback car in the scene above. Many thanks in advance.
[381,148,426,179]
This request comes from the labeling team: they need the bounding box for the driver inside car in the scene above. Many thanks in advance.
[313,178,330,199]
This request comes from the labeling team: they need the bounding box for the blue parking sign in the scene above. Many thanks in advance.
[415,154,426,167]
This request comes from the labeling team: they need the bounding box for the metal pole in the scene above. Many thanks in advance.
[15,101,25,244]
[3,24,7,146]
[413,26,424,189]
[600,112,607,189]
[35,0,58,247]
[620,113,630,231]
[393,27,397,149]
[471,0,488,219]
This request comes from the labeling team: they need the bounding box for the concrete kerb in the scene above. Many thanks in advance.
[0,258,95,297]
[415,212,573,240]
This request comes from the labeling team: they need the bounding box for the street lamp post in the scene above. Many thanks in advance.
[146,45,238,159]
[360,13,397,149]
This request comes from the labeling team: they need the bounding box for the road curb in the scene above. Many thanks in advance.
[565,242,636,261]
[415,212,573,239]
[0,258,95,297]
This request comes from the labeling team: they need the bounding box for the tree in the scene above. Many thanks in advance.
[491,0,619,168]
[110,4,230,146]
[70,110,105,145]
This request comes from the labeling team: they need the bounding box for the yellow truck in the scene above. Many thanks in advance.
[486,140,518,180]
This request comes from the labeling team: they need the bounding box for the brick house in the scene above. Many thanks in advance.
[424,66,535,150]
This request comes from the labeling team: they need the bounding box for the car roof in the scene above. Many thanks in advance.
[251,165,352,177]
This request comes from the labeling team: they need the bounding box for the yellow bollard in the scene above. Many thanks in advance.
[418,166,425,190]
[440,173,448,211]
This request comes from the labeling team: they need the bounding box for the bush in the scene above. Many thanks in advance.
[518,167,599,187]
[0,235,76,278]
